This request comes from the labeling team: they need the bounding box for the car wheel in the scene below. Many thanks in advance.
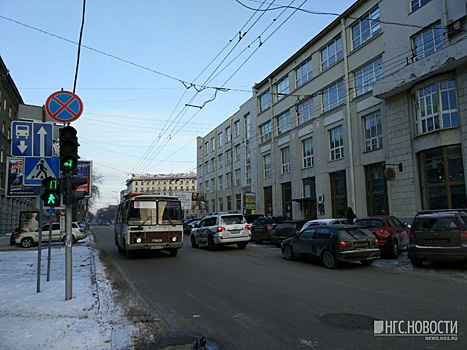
[21,237,34,248]
[237,242,247,249]
[388,239,399,259]
[72,235,78,244]
[191,235,199,248]
[410,258,424,267]
[169,249,178,257]
[361,260,375,266]
[283,245,295,261]
[322,251,338,269]
[207,236,218,251]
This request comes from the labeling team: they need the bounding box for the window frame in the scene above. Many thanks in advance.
[351,6,381,50]
[321,36,343,71]
[329,126,344,161]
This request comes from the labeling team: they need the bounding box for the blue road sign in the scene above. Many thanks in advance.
[23,156,60,186]
[11,121,54,158]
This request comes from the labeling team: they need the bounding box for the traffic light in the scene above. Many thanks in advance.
[41,176,61,207]
[60,126,79,173]
[64,176,87,205]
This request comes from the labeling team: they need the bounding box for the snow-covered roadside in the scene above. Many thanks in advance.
[0,241,144,349]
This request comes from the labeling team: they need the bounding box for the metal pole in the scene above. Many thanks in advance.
[65,175,73,300]
[37,196,43,293]
[46,208,53,281]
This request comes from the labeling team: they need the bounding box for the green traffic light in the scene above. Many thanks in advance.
[47,193,57,205]
[63,159,73,169]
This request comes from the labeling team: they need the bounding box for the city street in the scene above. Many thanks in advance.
[92,226,466,350]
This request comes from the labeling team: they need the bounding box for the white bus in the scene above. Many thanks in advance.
[114,194,184,258]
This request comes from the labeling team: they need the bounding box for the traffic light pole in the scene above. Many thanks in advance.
[64,172,73,300]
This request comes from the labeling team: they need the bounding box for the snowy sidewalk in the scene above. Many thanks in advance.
[0,244,138,350]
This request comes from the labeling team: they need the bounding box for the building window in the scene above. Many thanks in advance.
[275,75,289,101]
[211,159,216,172]
[259,89,271,112]
[330,171,347,218]
[418,145,466,209]
[330,126,344,161]
[211,138,215,152]
[295,57,312,88]
[226,172,232,189]
[414,79,458,135]
[205,180,209,193]
[219,197,224,212]
[260,121,272,143]
[226,126,231,143]
[303,177,317,220]
[211,198,216,212]
[364,111,383,151]
[351,7,380,50]
[297,98,314,125]
[282,182,292,219]
[244,113,251,138]
[277,111,291,135]
[365,162,388,215]
[218,132,223,147]
[234,120,240,137]
[218,175,223,190]
[263,154,272,179]
[204,162,208,175]
[322,79,345,112]
[218,154,223,169]
[302,137,314,168]
[236,193,242,211]
[412,22,444,61]
[321,36,343,71]
[264,186,273,215]
[204,142,209,155]
[234,144,241,162]
[235,168,241,186]
[225,151,231,166]
[411,0,431,12]
[354,57,383,97]
[227,195,232,211]
[281,147,290,174]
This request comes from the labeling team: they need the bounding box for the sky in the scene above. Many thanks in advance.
[1,0,357,211]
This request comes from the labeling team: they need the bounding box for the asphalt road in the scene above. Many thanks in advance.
[93,226,465,349]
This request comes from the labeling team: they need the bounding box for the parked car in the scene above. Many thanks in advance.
[300,218,348,233]
[183,218,199,235]
[15,222,87,248]
[271,220,309,247]
[354,215,409,258]
[250,216,288,243]
[408,209,467,267]
[281,225,380,269]
[184,220,200,235]
[244,214,265,224]
[190,213,251,250]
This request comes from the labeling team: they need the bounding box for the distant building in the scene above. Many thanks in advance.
[123,172,198,216]
[196,0,467,221]
[0,55,33,233]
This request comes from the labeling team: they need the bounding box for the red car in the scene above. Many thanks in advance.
[354,215,410,258]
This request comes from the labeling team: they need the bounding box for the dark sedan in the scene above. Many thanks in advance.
[271,220,309,247]
[281,225,380,269]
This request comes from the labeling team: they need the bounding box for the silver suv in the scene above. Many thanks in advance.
[190,213,251,250]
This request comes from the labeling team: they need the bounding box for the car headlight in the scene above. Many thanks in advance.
[171,236,178,242]
[136,237,142,243]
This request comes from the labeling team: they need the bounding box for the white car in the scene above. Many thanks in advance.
[190,213,251,250]
[15,222,87,248]
[300,218,348,233]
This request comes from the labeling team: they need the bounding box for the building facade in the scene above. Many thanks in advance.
[0,56,33,233]
[196,0,467,222]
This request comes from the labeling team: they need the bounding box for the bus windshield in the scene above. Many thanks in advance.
[127,199,183,226]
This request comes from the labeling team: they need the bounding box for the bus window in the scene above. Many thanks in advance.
[159,201,183,224]
[128,200,157,225]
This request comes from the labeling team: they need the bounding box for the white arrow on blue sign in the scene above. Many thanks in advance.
[11,121,54,158]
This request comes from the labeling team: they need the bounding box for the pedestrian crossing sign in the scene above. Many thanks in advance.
[23,156,60,186]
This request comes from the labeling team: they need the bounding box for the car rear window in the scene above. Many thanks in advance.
[221,215,245,225]
[354,219,384,228]
[339,228,374,240]
[412,217,460,231]
[253,217,272,225]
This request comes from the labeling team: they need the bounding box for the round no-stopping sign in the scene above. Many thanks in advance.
[45,90,83,123]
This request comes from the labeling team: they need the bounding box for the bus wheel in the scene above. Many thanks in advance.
[169,249,178,257]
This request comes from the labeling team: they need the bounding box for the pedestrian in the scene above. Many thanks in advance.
[346,207,357,224]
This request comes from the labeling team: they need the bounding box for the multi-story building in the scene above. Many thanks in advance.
[196,98,258,215]
[0,56,33,233]
[197,0,467,221]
